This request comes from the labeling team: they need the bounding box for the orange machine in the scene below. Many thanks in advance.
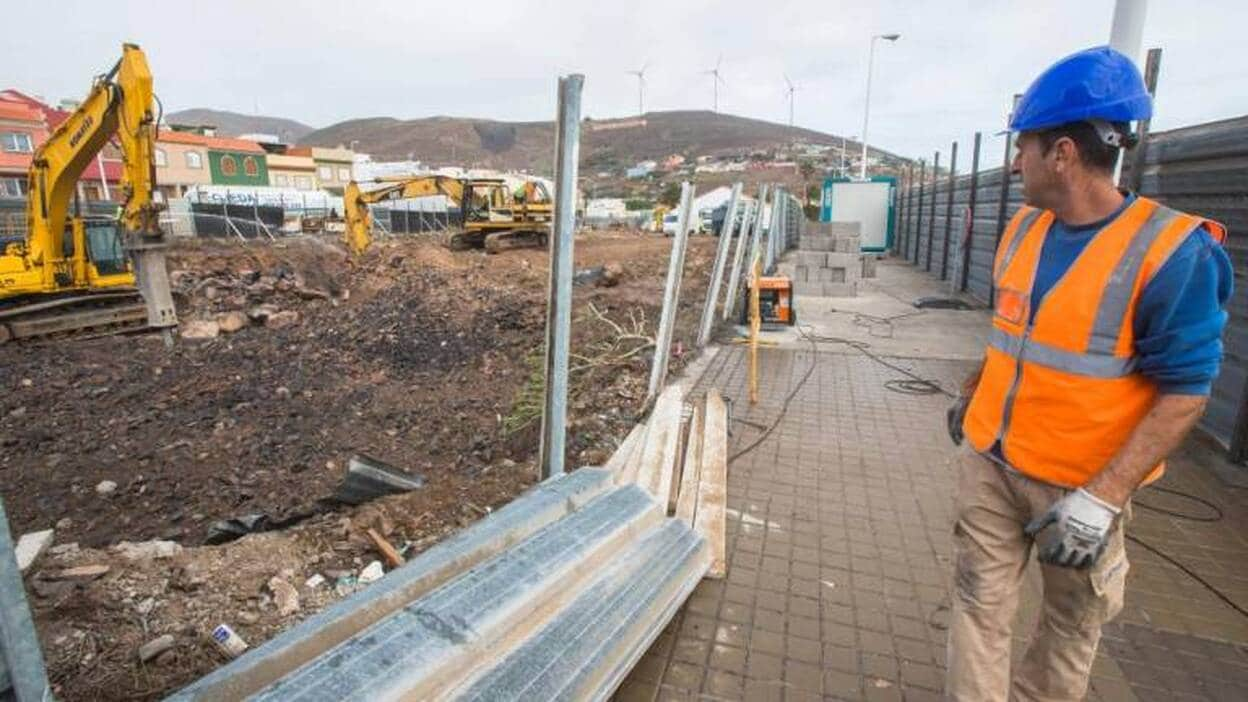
[740,275,795,326]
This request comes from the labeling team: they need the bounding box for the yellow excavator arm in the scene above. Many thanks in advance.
[343,176,468,255]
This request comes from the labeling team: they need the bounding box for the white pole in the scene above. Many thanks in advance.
[859,38,878,180]
[1109,0,1148,65]
[648,182,695,400]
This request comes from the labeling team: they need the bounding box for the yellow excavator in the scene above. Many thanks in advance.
[0,43,176,344]
[343,175,553,255]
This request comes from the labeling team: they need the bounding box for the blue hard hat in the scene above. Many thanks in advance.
[1009,46,1152,132]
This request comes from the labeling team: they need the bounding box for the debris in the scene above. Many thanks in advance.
[913,296,974,310]
[48,542,80,559]
[111,539,183,561]
[139,634,176,663]
[246,304,279,322]
[15,529,54,573]
[358,560,384,584]
[295,285,332,300]
[573,266,606,286]
[304,574,326,590]
[332,454,426,506]
[216,311,250,333]
[265,310,300,329]
[366,528,405,568]
[45,564,110,581]
[55,517,72,530]
[180,319,221,340]
[210,624,249,659]
[205,510,317,545]
[599,262,625,287]
[268,576,301,616]
[334,575,359,597]
[95,480,118,496]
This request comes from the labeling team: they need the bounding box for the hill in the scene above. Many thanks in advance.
[165,108,315,143]
[298,110,903,174]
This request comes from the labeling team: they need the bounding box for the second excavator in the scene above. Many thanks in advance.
[343,175,553,255]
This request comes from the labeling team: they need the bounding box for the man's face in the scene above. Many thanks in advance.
[1011,132,1060,210]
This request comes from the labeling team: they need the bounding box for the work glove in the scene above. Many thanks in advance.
[946,396,969,446]
[1025,488,1120,569]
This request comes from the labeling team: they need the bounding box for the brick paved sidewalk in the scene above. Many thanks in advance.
[617,260,1248,701]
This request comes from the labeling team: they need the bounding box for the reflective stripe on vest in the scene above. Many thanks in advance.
[994,208,1044,287]
[987,327,1137,378]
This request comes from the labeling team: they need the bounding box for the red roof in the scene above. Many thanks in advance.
[157,130,265,153]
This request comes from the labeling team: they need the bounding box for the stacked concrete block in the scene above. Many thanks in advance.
[785,221,862,297]
[861,255,878,279]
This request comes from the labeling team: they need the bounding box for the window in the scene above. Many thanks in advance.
[317,165,332,181]
[295,176,312,190]
[0,177,27,198]
[154,148,167,167]
[185,151,202,169]
[243,156,258,177]
[220,154,237,176]
[337,167,351,182]
[1,132,33,153]
[274,174,289,187]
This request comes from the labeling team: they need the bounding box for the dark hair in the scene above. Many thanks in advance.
[1036,121,1133,174]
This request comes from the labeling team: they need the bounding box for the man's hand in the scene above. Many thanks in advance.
[1025,489,1120,569]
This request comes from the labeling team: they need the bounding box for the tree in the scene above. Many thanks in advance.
[798,160,819,205]
[658,182,681,207]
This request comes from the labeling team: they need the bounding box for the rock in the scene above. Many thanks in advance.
[598,262,625,287]
[267,576,300,616]
[15,529,54,573]
[20,378,32,387]
[304,573,326,590]
[55,517,72,530]
[203,286,219,301]
[111,540,183,561]
[9,406,26,418]
[295,285,331,300]
[48,542,80,559]
[358,560,384,584]
[573,266,605,286]
[238,611,260,625]
[238,269,260,285]
[274,386,292,400]
[96,480,118,496]
[31,578,72,599]
[180,319,220,340]
[216,311,250,334]
[246,304,279,322]
[46,564,110,580]
[265,310,300,329]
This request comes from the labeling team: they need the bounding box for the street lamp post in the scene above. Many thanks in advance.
[859,33,900,180]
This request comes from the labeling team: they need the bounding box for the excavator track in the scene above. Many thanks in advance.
[0,292,151,345]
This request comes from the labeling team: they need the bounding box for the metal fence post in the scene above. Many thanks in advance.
[1124,47,1162,193]
[925,151,941,271]
[537,73,583,480]
[912,160,926,264]
[723,192,761,321]
[991,95,1022,308]
[648,182,695,400]
[0,497,53,701]
[941,141,959,280]
[697,182,742,346]
[904,163,916,259]
[960,132,983,292]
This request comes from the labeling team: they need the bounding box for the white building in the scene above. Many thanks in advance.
[585,198,628,219]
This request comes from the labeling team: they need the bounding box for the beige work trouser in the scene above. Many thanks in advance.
[946,447,1130,701]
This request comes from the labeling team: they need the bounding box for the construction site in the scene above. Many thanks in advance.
[3,1,1248,701]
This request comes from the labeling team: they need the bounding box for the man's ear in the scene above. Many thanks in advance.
[1051,136,1078,174]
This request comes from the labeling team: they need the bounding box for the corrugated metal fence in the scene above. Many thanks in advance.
[892,115,1248,461]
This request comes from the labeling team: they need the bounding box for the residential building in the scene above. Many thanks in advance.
[0,100,43,199]
[309,146,355,194]
[265,152,317,190]
[1,90,128,201]
[585,198,627,219]
[626,160,657,179]
[156,128,268,190]
[660,154,686,171]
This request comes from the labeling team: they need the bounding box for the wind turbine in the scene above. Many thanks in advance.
[783,74,799,132]
[627,62,648,116]
[703,55,725,112]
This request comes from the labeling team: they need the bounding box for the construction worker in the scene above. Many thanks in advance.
[945,46,1232,700]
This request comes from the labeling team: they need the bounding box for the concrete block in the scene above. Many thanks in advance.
[824,252,861,269]
[794,265,809,283]
[814,281,858,298]
[799,234,835,251]
[792,251,827,268]
[813,267,846,283]
[15,529,54,572]
[827,222,861,236]
[776,262,797,279]
[834,235,862,253]
[861,256,878,278]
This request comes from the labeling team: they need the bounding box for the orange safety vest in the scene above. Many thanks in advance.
[963,196,1226,488]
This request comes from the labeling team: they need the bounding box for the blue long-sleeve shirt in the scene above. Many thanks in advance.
[1028,193,1233,395]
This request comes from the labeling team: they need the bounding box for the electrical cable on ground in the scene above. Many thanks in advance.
[1125,533,1248,619]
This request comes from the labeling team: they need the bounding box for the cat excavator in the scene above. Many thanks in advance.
[0,43,176,344]
[343,175,553,255]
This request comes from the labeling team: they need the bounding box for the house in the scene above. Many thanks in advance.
[308,146,355,195]
[660,154,685,171]
[0,99,44,199]
[625,160,657,179]
[156,127,268,191]
[0,89,122,201]
[585,198,627,219]
[254,142,318,191]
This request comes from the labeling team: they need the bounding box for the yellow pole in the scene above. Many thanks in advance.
[749,253,761,404]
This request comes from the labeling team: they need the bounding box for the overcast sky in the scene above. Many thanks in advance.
[6,1,1246,160]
